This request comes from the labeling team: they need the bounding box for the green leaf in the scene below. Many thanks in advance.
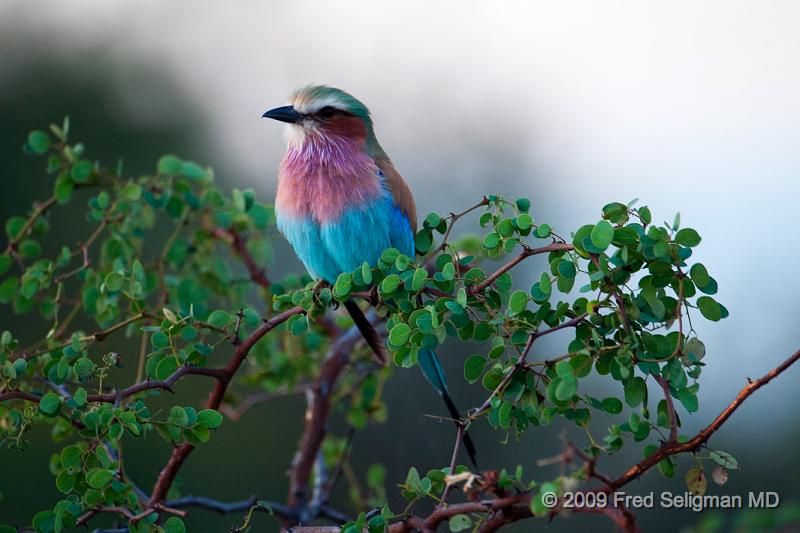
[197,409,224,429]
[555,360,575,382]
[515,197,531,212]
[623,377,646,407]
[555,378,577,401]
[361,262,373,285]
[535,223,551,238]
[86,468,114,489]
[497,401,513,429]
[411,268,427,292]
[164,517,186,533]
[155,357,179,380]
[333,272,353,299]
[590,220,614,250]
[389,323,412,347]
[158,154,183,176]
[70,160,93,183]
[207,309,234,328]
[381,274,402,294]
[675,228,701,247]
[689,263,709,288]
[658,457,675,478]
[74,387,87,407]
[122,183,142,201]
[60,445,82,469]
[440,262,455,281]
[32,511,56,533]
[600,397,623,414]
[170,406,189,426]
[482,232,501,249]
[181,161,206,180]
[425,212,441,228]
[677,388,699,412]
[508,290,528,315]
[39,392,62,416]
[27,130,52,154]
[539,272,552,297]
[516,213,533,231]
[696,296,722,321]
[449,514,472,532]
[464,355,486,383]
[709,450,739,470]
[405,467,421,492]
[104,272,124,292]
[290,315,308,335]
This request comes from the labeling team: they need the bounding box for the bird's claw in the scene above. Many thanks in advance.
[311,280,332,308]
[368,285,382,307]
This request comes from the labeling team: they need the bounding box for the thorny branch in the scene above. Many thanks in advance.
[5,194,800,533]
[289,346,800,533]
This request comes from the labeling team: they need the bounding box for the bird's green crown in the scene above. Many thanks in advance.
[290,85,373,129]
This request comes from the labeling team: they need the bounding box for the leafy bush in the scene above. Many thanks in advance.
[0,120,794,533]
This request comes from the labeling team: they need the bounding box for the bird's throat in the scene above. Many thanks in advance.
[276,133,383,224]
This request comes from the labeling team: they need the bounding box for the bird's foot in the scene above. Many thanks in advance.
[368,284,383,307]
[311,280,333,308]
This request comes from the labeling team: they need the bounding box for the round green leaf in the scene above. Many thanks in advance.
[27,130,51,154]
[508,290,528,315]
[164,517,186,533]
[590,220,614,250]
[675,228,701,247]
[697,296,722,321]
[70,160,93,183]
[389,323,412,346]
[380,274,402,294]
[86,467,114,489]
[207,309,234,328]
[197,409,224,429]
[39,392,62,416]
[463,355,486,383]
[600,397,623,414]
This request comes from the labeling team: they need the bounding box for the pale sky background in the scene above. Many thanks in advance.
[2,0,799,529]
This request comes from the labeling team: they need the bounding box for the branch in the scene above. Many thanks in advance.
[653,374,678,443]
[219,386,306,422]
[0,365,229,405]
[12,311,151,362]
[291,345,800,533]
[285,319,374,526]
[423,197,490,268]
[606,346,800,491]
[147,306,304,505]
[4,196,57,254]
[166,495,292,518]
[212,227,271,289]
[467,243,574,296]
[470,313,586,420]
[440,423,465,502]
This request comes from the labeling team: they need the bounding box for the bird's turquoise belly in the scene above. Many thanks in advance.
[277,196,414,283]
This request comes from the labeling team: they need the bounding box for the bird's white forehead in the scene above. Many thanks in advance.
[291,94,347,115]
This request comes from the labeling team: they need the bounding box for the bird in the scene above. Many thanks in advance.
[263,85,476,466]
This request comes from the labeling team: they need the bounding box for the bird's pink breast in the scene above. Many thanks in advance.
[275,133,383,223]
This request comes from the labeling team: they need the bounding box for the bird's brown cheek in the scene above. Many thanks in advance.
[323,115,368,139]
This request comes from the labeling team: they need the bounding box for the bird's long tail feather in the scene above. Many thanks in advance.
[343,299,387,365]
[418,348,478,468]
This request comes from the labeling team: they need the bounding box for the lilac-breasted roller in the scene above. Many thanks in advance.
[263,85,476,465]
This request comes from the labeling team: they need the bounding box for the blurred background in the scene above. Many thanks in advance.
[1,1,799,531]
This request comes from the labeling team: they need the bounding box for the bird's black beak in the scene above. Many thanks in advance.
[262,105,303,124]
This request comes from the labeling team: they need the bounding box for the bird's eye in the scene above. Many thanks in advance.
[318,106,337,119]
